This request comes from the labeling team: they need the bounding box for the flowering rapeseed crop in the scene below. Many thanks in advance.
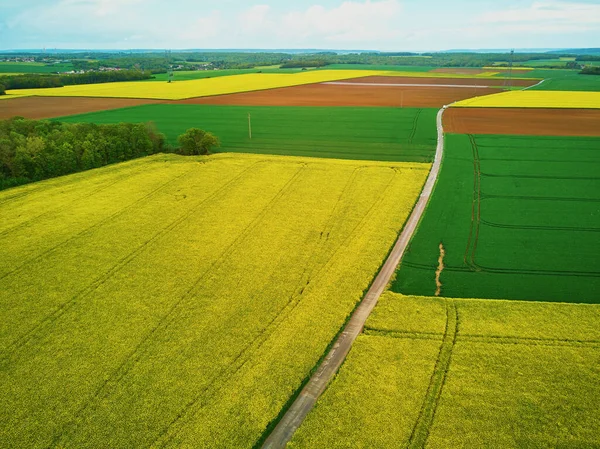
[452,90,600,108]
[0,153,430,448]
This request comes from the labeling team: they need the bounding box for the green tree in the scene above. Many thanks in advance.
[0,84,5,96]
[177,128,220,155]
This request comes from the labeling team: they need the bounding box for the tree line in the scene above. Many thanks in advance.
[0,117,220,190]
[581,66,600,75]
[1,70,152,91]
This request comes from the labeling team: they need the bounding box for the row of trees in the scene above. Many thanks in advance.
[2,70,152,90]
[581,66,600,75]
[0,118,220,190]
[0,118,166,189]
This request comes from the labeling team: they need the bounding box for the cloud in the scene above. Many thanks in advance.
[478,1,600,32]
[233,0,403,46]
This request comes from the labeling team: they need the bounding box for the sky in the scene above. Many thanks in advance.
[1,0,599,51]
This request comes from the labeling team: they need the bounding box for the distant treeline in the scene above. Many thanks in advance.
[2,50,598,74]
[2,70,152,90]
[0,118,166,189]
[581,66,600,75]
[280,60,329,68]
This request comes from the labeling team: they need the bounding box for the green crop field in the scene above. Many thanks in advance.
[0,152,429,448]
[503,68,600,91]
[148,67,304,82]
[393,133,600,303]
[0,62,74,74]
[533,73,600,91]
[291,292,600,448]
[326,64,434,72]
[57,104,439,163]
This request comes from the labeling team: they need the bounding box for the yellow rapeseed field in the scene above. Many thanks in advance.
[1,153,430,448]
[5,70,381,100]
[5,69,535,100]
[452,90,600,108]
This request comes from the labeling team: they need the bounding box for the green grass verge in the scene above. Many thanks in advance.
[291,292,600,448]
[57,104,438,163]
[392,133,600,303]
[0,153,429,448]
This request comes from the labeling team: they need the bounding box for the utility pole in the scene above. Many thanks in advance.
[505,49,515,90]
[248,113,252,139]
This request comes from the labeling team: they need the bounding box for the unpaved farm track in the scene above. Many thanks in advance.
[0,96,164,120]
[445,107,600,137]
[261,107,448,448]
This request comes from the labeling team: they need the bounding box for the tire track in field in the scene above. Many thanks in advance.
[408,108,422,144]
[48,163,308,448]
[0,164,200,283]
[407,300,458,449]
[0,161,161,239]
[0,157,157,207]
[154,168,400,448]
[0,162,259,361]
[463,134,482,271]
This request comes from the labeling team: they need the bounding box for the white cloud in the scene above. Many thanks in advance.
[179,10,222,41]
[236,0,403,46]
[478,1,600,31]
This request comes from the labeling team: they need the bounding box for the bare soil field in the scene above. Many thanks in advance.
[178,82,504,108]
[0,96,163,120]
[337,76,537,88]
[444,107,600,136]
[430,68,490,75]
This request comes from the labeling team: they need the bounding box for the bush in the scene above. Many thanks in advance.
[0,84,5,95]
[176,128,220,155]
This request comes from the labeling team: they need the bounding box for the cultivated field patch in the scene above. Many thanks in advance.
[393,133,600,302]
[0,153,429,448]
[0,96,164,120]
[453,90,600,108]
[4,70,387,100]
[335,75,537,88]
[444,108,600,137]
[57,104,439,162]
[290,292,600,448]
[177,82,503,108]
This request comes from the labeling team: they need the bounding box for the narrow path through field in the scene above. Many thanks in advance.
[261,106,448,448]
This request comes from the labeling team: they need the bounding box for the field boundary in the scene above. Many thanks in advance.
[261,106,449,448]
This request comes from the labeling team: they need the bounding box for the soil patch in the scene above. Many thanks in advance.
[337,76,536,88]
[177,83,504,108]
[444,107,600,137]
[0,96,164,120]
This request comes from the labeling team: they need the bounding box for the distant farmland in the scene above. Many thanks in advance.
[57,104,439,162]
[394,133,600,302]
[0,153,429,448]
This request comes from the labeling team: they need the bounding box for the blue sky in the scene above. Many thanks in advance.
[1,0,599,51]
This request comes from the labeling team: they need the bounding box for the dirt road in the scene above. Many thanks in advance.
[261,106,448,448]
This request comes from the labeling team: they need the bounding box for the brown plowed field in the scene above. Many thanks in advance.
[0,96,164,120]
[444,107,600,136]
[430,68,490,75]
[177,82,504,108]
[335,76,537,88]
